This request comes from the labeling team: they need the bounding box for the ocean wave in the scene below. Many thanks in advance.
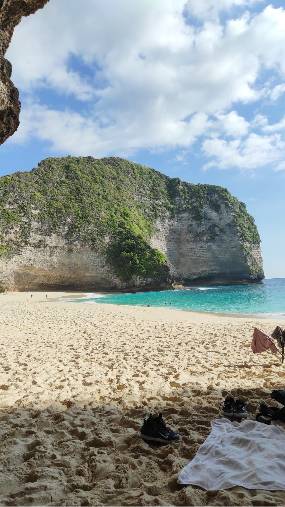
[66,293,106,303]
[196,287,219,291]
[83,293,105,299]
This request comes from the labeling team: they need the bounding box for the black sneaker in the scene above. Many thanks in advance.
[222,396,235,417]
[140,413,180,443]
[256,413,271,425]
[234,399,248,418]
[259,402,280,420]
[271,390,285,406]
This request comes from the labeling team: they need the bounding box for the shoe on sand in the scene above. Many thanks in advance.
[271,390,285,406]
[140,413,180,443]
[259,402,278,419]
[222,396,235,417]
[259,402,285,422]
[256,413,271,425]
[234,399,248,418]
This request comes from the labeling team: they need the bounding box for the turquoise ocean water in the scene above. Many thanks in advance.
[77,279,285,316]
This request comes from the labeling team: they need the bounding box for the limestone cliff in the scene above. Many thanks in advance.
[0,0,49,144]
[0,157,263,291]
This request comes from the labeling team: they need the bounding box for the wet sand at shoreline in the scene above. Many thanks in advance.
[0,291,285,506]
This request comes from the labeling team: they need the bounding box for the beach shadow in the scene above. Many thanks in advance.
[1,386,285,506]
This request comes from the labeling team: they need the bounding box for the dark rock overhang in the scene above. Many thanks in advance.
[0,0,49,144]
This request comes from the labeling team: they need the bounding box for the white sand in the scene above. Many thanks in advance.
[0,291,285,506]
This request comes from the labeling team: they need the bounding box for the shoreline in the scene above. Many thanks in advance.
[2,288,284,320]
[60,291,285,321]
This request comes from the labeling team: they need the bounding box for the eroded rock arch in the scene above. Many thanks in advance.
[0,0,49,144]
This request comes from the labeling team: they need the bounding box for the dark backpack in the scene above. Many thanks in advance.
[271,326,285,349]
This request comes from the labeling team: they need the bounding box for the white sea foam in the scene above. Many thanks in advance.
[83,293,105,299]
[196,287,219,291]
[63,293,106,303]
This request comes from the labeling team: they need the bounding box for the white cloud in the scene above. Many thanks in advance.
[275,161,285,172]
[203,133,285,170]
[253,114,268,128]
[215,111,249,137]
[11,102,211,156]
[269,83,285,101]
[263,116,285,133]
[185,0,262,21]
[6,0,285,169]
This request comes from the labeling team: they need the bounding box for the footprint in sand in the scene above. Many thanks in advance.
[116,384,127,391]
[169,381,181,388]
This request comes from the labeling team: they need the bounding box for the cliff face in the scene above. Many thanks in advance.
[151,212,263,284]
[0,157,263,291]
[0,0,49,144]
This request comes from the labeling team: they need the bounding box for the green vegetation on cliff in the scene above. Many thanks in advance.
[0,156,263,285]
[107,228,169,282]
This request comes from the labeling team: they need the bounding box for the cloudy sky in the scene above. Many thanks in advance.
[1,0,285,277]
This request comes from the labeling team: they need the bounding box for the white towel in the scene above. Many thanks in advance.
[178,418,285,491]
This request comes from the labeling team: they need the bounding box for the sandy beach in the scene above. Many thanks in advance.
[0,292,285,506]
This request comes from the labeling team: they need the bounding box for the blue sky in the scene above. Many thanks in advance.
[1,0,285,277]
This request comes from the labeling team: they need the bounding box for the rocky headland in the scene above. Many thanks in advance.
[0,156,263,291]
[0,0,49,144]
